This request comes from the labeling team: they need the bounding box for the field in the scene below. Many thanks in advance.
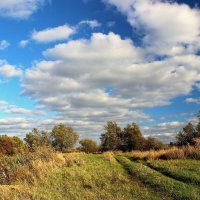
[0,150,200,200]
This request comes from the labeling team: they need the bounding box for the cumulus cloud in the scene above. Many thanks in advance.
[0,0,47,19]
[0,40,10,50]
[104,0,200,56]
[0,60,22,78]
[21,32,200,140]
[31,25,75,43]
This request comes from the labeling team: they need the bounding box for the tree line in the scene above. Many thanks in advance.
[0,111,200,155]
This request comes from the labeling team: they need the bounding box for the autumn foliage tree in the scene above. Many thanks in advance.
[24,128,51,148]
[0,135,25,155]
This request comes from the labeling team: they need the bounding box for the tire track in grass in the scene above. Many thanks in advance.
[115,156,172,200]
[143,161,200,187]
[115,156,200,200]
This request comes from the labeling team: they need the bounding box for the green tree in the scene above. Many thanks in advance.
[144,137,165,150]
[123,123,145,151]
[100,121,121,151]
[196,111,200,134]
[24,128,51,148]
[51,123,79,150]
[79,138,99,153]
[176,122,199,146]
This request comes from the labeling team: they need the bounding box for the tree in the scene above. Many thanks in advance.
[176,122,200,146]
[51,123,79,150]
[0,135,25,155]
[79,138,99,153]
[100,121,121,151]
[24,128,51,148]
[123,123,145,151]
[144,137,165,150]
[196,111,200,134]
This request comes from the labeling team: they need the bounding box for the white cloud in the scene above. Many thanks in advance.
[104,0,200,56]
[6,106,46,116]
[22,32,200,139]
[0,0,47,19]
[0,60,22,78]
[31,25,75,43]
[0,40,10,50]
[78,20,101,28]
[186,98,200,104]
[142,121,186,143]
[19,39,29,47]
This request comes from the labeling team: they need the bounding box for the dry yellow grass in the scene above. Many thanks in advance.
[129,146,200,160]
[103,151,116,162]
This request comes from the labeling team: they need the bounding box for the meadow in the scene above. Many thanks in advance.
[0,148,200,200]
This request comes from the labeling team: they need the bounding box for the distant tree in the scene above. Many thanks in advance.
[0,135,25,155]
[196,111,200,134]
[51,123,79,151]
[176,122,200,146]
[100,121,121,151]
[144,137,165,150]
[24,128,51,148]
[123,123,145,151]
[79,138,99,153]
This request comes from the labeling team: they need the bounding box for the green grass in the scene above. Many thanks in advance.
[145,159,200,186]
[31,154,164,200]
[1,152,200,200]
[116,156,200,200]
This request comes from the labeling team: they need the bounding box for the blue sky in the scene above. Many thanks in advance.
[0,0,200,143]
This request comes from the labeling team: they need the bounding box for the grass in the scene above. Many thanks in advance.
[127,146,200,160]
[145,159,200,186]
[1,150,200,200]
[116,156,200,200]
[29,153,164,200]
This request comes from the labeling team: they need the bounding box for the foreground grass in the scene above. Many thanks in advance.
[1,152,165,200]
[1,151,200,200]
[116,156,200,200]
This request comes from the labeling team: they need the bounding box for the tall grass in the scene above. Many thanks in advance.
[128,146,200,160]
[0,146,65,185]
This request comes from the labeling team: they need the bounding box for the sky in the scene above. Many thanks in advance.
[0,0,200,143]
